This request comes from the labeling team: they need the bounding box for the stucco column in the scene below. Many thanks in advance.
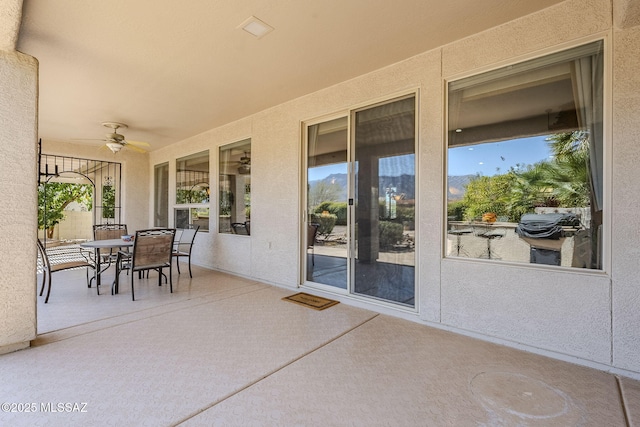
[614,0,640,29]
[0,0,39,354]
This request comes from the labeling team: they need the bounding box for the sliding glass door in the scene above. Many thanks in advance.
[304,94,416,307]
[352,96,416,306]
[306,117,349,290]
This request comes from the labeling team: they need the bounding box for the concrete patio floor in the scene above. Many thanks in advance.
[1,263,638,426]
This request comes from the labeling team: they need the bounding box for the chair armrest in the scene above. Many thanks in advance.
[80,248,96,266]
[115,249,132,270]
[116,250,131,259]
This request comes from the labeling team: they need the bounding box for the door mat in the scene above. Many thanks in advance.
[282,292,339,311]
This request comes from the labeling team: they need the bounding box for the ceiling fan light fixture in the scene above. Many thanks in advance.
[106,141,123,153]
[237,164,251,175]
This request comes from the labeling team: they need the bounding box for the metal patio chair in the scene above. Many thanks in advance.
[113,228,175,301]
[37,239,94,303]
[307,223,319,266]
[172,225,199,278]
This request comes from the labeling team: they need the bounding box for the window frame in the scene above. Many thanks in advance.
[443,35,611,273]
[153,162,169,228]
[174,150,210,232]
[218,138,251,236]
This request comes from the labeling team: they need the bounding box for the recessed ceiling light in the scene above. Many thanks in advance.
[238,16,274,39]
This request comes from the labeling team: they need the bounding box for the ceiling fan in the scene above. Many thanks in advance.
[220,149,251,174]
[98,122,150,153]
[237,152,251,174]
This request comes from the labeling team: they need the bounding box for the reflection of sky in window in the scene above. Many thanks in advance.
[308,154,415,181]
[308,140,549,180]
[308,164,347,182]
[448,136,552,176]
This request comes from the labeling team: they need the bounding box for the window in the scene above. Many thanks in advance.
[219,139,251,235]
[176,151,209,231]
[175,207,209,230]
[102,184,115,220]
[176,151,209,205]
[154,162,169,227]
[446,41,604,269]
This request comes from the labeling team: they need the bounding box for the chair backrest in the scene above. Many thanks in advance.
[176,225,199,253]
[131,228,175,270]
[94,224,128,240]
[37,239,91,270]
[308,223,319,249]
[231,223,249,235]
[37,239,51,270]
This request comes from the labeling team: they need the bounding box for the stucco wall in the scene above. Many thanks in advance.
[1,0,636,378]
[146,0,640,377]
[57,211,93,241]
[611,23,640,373]
[439,0,616,367]
[0,49,38,353]
[149,118,253,274]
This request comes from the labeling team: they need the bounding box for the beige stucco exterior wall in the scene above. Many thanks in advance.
[149,118,253,274]
[439,0,615,366]
[0,0,21,51]
[149,0,640,377]
[0,48,38,354]
[1,0,633,375]
[611,23,640,373]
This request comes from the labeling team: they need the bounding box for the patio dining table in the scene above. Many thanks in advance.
[80,238,134,292]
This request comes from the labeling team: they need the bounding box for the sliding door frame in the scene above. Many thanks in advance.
[300,89,420,312]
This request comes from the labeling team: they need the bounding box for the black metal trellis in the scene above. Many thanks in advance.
[38,140,122,248]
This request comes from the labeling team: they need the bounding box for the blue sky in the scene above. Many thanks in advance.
[308,163,347,182]
[308,136,551,181]
[448,136,552,176]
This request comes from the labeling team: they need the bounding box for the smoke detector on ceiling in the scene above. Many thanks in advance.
[238,16,274,39]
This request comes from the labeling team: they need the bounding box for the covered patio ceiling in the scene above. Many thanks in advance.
[16,0,564,152]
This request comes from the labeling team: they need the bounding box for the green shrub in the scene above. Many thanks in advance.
[315,201,347,225]
[330,202,347,225]
[379,221,404,250]
[447,200,467,221]
[315,201,333,213]
[310,213,337,238]
[396,205,414,223]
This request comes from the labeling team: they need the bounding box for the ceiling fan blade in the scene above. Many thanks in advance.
[124,139,150,147]
[126,144,147,153]
[71,138,107,142]
[72,122,149,153]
